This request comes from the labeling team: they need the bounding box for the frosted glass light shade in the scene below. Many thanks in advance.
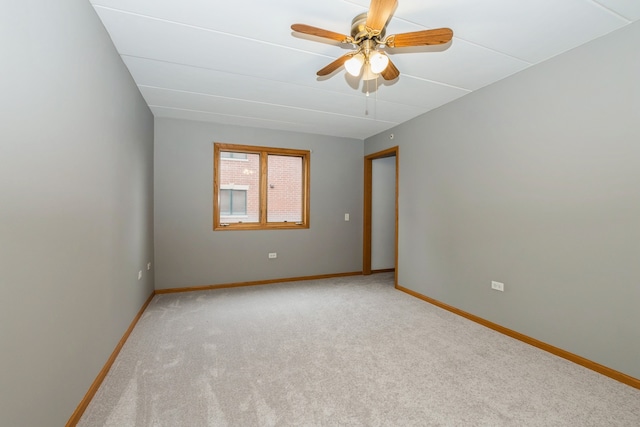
[345,54,364,76]
[369,51,389,74]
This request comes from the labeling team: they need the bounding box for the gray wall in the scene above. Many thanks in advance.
[154,118,363,289]
[371,156,396,270]
[0,1,154,426]
[365,21,640,379]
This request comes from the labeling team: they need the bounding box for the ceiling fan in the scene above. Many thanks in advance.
[291,0,453,81]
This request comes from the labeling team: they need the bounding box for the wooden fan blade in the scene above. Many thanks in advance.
[291,24,351,43]
[380,59,400,80]
[317,54,352,76]
[386,28,453,48]
[366,0,398,31]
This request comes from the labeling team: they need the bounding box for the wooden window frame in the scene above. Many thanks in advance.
[214,143,310,231]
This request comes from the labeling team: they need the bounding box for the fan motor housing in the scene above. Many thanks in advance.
[350,12,385,40]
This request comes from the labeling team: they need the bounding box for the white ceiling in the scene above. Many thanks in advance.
[89,0,639,140]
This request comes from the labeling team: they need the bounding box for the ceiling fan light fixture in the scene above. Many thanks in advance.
[292,0,454,83]
[345,53,365,76]
[369,51,389,74]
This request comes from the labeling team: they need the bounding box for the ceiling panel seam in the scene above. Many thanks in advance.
[398,75,472,92]
[150,105,304,125]
[588,1,633,22]
[142,86,399,124]
[123,54,463,107]
[94,5,334,57]
[150,105,398,128]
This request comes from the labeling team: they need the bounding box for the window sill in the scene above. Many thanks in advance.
[214,222,309,231]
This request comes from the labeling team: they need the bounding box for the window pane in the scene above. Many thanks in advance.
[219,189,231,214]
[231,190,246,215]
[220,151,247,160]
[219,152,259,223]
[267,155,302,223]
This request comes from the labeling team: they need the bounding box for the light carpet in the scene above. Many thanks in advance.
[78,273,640,426]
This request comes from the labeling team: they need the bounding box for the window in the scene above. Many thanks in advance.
[214,143,310,230]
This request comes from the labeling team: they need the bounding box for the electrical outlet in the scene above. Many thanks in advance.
[491,281,504,292]
[268,253,277,259]
[344,213,350,221]
[138,270,142,280]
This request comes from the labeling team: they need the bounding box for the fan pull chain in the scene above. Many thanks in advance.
[364,77,379,120]
[365,78,370,116]
[374,76,378,121]
[364,77,378,120]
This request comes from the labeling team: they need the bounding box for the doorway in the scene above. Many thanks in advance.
[363,146,398,285]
